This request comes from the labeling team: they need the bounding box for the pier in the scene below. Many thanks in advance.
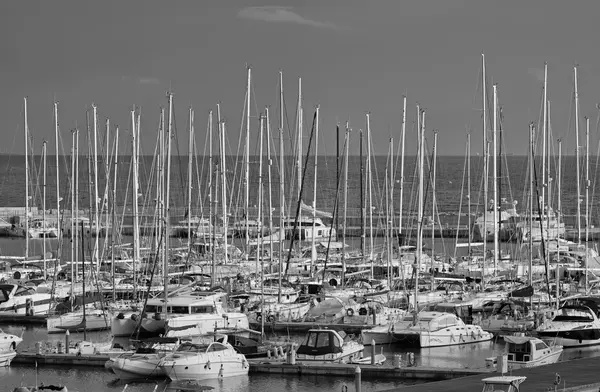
[385,356,600,392]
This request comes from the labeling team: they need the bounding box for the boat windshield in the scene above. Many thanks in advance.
[553,307,593,322]
[482,384,516,392]
[175,342,229,353]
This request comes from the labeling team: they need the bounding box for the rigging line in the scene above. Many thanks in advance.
[589,106,600,227]
[284,109,317,277]
[454,134,469,259]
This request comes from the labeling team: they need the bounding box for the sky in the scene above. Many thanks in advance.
[2,0,600,157]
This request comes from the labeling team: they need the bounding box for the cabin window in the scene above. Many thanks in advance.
[192,306,214,314]
[316,333,330,348]
[207,343,228,352]
[482,385,512,392]
[304,332,318,347]
[535,342,547,350]
[169,306,189,314]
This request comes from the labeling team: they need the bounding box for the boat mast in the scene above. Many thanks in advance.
[557,138,562,308]
[208,110,216,287]
[266,108,274,274]
[70,130,76,287]
[75,129,79,281]
[360,129,365,257]
[131,108,139,300]
[42,141,47,279]
[54,102,61,271]
[310,106,320,279]
[585,117,590,291]
[92,105,99,273]
[542,63,548,230]
[258,113,265,336]
[164,92,174,311]
[342,124,350,289]
[278,71,284,302]
[111,126,119,302]
[297,78,303,238]
[492,84,499,273]
[574,65,581,244]
[24,97,29,259]
[389,133,394,285]
[245,67,251,261]
[481,53,488,288]
[467,133,471,256]
[415,107,425,311]
[366,114,374,265]
[431,131,438,291]
[398,97,407,247]
[187,107,194,249]
[529,123,534,288]
[218,104,228,264]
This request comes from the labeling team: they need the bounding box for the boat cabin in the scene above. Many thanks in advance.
[481,376,526,392]
[143,292,227,316]
[427,302,473,324]
[297,329,346,357]
[504,335,551,362]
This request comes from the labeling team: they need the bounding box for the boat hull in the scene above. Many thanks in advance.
[365,325,493,348]
[47,310,112,333]
[0,351,16,366]
[161,357,249,381]
[107,355,164,380]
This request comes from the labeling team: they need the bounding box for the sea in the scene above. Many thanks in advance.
[1,154,600,391]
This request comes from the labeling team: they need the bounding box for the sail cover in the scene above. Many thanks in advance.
[300,201,333,218]
[508,285,534,298]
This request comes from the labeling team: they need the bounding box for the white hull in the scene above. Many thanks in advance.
[47,310,112,333]
[0,351,16,366]
[107,355,164,379]
[166,313,248,338]
[161,356,248,381]
[0,332,23,351]
[363,324,493,347]
[509,350,562,369]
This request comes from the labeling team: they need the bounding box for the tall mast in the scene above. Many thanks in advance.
[131,108,139,300]
[542,63,548,224]
[389,132,394,284]
[529,123,534,286]
[75,129,79,280]
[385,143,390,288]
[431,131,438,291]
[103,120,110,261]
[24,97,29,259]
[42,141,47,279]
[467,133,471,256]
[360,129,365,256]
[164,92,174,311]
[54,102,61,266]
[70,130,76,287]
[585,117,590,291]
[278,72,285,302]
[415,107,425,310]
[481,53,488,288]
[342,124,350,289]
[208,110,215,287]
[218,104,228,264]
[310,106,320,278]
[258,113,265,332]
[366,114,374,263]
[245,67,251,260]
[492,84,499,273]
[297,78,303,206]
[398,97,407,246]
[266,107,274,274]
[92,105,99,272]
[574,65,581,244]
[111,126,119,302]
[187,107,194,249]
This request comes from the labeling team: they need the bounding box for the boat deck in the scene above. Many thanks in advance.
[383,355,600,392]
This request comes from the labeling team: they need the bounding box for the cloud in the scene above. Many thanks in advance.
[238,6,336,29]
[138,77,160,85]
[528,67,545,83]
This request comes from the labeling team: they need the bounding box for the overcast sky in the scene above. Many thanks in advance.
[2,0,600,157]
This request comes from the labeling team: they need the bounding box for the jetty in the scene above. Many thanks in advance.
[384,356,600,392]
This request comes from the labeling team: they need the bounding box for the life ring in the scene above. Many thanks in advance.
[554,373,561,385]
[256,314,262,322]
[346,308,355,317]
[267,314,276,323]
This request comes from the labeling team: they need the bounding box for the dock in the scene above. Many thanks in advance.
[384,356,600,392]
[11,351,490,381]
